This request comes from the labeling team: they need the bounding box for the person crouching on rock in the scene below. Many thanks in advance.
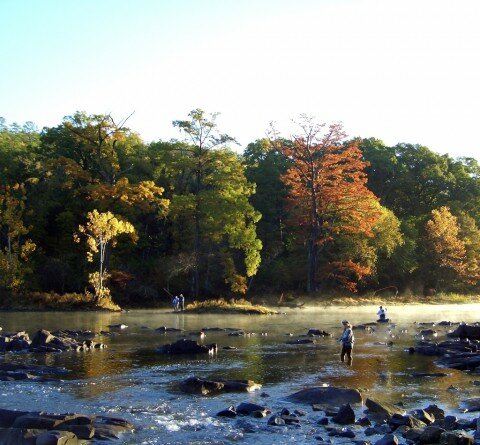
[377,305,387,321]
[339,320,354,366]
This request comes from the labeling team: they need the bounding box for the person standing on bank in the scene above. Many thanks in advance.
[179,294,185,311]
[339,320,354,366]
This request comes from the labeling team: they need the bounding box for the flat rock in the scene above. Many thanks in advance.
[448,324,480,340]
[286,386,362,408]
[157,339,217,354]
[365,398,406,420]
[179,377,261,395]
[459,398,480,412]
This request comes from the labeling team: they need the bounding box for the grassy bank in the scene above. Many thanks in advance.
[0,291,122,311]
[184,298,277,314]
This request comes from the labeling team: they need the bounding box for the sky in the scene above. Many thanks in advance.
[1,0,479,159]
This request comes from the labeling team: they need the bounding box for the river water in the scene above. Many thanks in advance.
[1,304,479,444]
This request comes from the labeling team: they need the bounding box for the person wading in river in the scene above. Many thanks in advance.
[339,320,354,366]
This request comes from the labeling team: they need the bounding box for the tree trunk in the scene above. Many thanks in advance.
[307,237,318,293]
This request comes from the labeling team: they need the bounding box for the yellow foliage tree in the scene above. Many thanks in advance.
[74,210,135,303]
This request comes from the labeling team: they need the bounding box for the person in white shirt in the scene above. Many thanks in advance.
[377,306,387,321]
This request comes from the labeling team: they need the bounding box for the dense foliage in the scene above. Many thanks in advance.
[1,112,480,305]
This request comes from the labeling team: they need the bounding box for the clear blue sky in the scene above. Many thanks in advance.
[1,0,479,159]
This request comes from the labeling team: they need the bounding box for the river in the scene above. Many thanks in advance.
[1,304,479,444]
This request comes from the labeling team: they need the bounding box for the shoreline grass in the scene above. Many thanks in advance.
[251,292,480,308]
[184,298,277,314]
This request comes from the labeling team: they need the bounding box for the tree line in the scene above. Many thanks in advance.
[1,110,480,305]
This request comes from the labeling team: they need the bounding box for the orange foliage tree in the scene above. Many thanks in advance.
[272,117,381,292]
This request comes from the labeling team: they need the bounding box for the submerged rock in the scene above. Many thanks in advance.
[155,326,184,333]
[286,338,315,345]
[307,329,331,337]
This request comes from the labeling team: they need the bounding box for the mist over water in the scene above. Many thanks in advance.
[1,305,479,444]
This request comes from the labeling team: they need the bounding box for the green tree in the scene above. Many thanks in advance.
[0,184,36,291]
[172,109,261,297]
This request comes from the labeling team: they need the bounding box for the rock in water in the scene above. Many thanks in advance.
[286,387,362,408]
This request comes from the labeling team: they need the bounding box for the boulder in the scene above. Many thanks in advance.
[365,398,406,420]
[279,414,300,425]
[328,427,356,438]
[179,377,261,395]
[35,430,79,445]
[267,416,285,426]
[0,428,40,445]
[157,339,217,354]
[286,386,362,408]
[13,414,65,430]
[92,416,134,440]
[217,406,237,418]
[410,409,435,424]
[448,324,480,340]
[31,330,55,347]
[0,409,132,443]
[459,398,480,412]
[440,431,474,445]
[332,404,355,425]
[307,329,331,337]
[58,424,95,440]
[285,339,315,345]
[388,414,426,430]
[419,426,445,444]
[236,402,270,416]
[0,409,30,428]
[404,428,424,442]
[374,433,399,445]
[424,404,445,420]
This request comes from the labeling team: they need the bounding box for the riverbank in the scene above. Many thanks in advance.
[254,292,480,308]
[1,290,479,313]
[0,291,122,312]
